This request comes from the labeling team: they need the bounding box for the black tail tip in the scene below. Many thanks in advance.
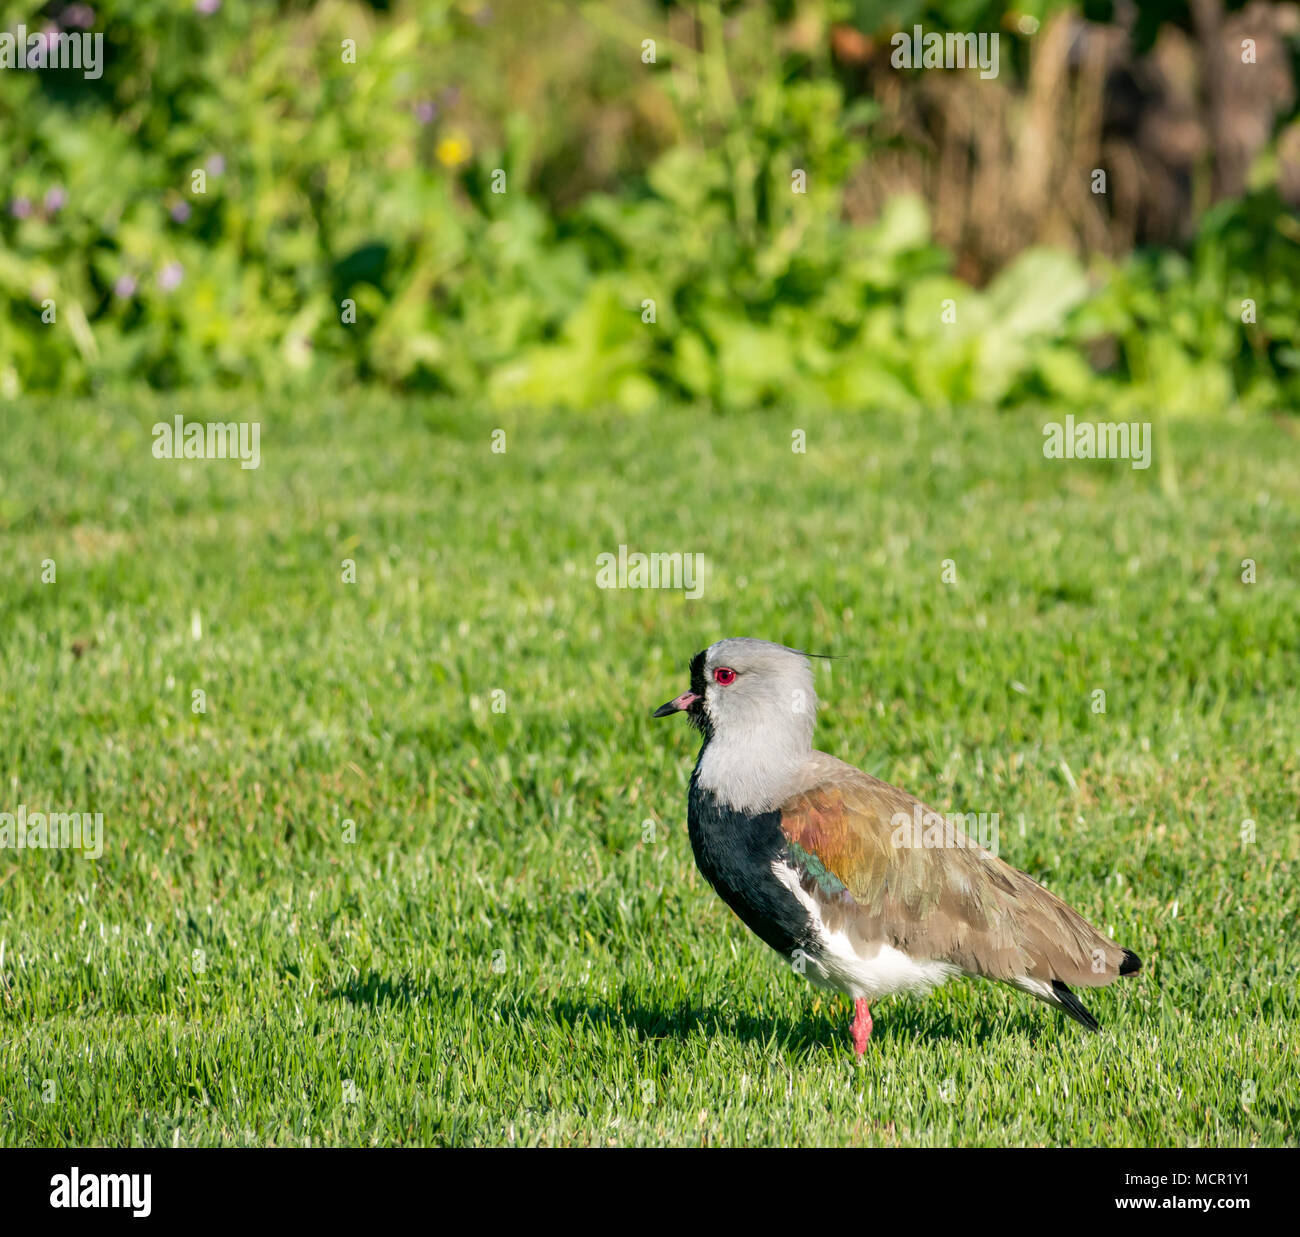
[1051,980,1101,1032]
[1119,948,1142,976]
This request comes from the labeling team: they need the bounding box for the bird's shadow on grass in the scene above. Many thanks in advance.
[543,994,832,1055]
[330,971,1059,1053]
[328,970,439,1010]
[511,990,1052,1055]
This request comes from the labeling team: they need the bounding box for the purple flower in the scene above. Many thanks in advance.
[62,5,96,29]
[195,0,221,14]
[170,201,192,223]
[114,275,137,299]
[10,197,33,219]
[157,262,184,292]
[414,100,436,125]
[206,154,225,175]
[44,186,67,214]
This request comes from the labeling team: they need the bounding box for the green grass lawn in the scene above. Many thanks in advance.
[0,393,1296,1146]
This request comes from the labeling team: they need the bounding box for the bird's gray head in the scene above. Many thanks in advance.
[653,638,819,809]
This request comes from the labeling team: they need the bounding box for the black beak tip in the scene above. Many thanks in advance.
[651,701,678,718]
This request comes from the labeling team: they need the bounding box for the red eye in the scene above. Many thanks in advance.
[713,667,736,685]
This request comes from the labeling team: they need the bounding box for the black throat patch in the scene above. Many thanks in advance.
[686,770,820,962]
[684,649,712,739]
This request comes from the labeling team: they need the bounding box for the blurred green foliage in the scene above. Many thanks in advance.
[0,0,1296,412]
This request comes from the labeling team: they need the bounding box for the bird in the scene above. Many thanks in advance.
[652,637,1141,1053]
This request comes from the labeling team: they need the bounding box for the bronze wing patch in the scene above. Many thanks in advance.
[779,766,1128,987]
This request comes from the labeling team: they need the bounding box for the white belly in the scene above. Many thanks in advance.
[774,860,959,1002]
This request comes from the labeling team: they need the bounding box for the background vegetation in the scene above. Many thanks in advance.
[2,0,1298,411]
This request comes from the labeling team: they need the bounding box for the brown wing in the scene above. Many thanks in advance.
[778,757,1130,987]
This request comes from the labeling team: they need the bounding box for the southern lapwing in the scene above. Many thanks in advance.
[653,638,1141,1053]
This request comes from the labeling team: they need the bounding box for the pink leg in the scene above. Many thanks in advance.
[850,997,873,1055]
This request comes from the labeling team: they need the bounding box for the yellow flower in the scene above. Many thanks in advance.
[435,133,471,167]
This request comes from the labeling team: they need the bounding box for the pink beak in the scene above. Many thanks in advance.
[652,691,699,718]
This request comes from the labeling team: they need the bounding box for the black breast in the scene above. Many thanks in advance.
[686,770,821,961]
